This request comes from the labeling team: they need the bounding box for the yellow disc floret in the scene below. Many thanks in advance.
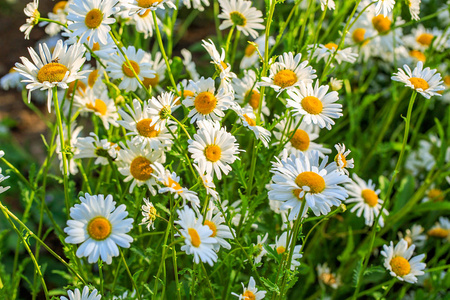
[167,177,182,193]
[409,50,426,62]
[276,246,286,254]
[87,216,112,241]
[86,99,108,115]
[204,145,222,162]
[136,119,160,138]
[390,256,411,277]
[37,63,68,83]
[194,91,217,115]
[324,42,339,50]
[301,96,323,115]
[273,70,297,88]
[416,33,434,47]
[122,60,140,78]
[242,290,256,300]
[361,189,378,207]
[246,90,261,109]
[230,11,247,26]
[243,114,256,126]
[245,44,257,57]
[352,28,367,44]
[295,171,326,194]
[143,74,159,88]
[88,69,100,87]
[204,220,217,237]
[372,15,391,34]
[290,129,310,151]
[137,0,161,8]
[188,228,201,247]
[53,1,68,13]
[409,77,429,90]
[335,153,347,168]
[85,9,103,29]
[427,188,444,202]
[427,228,449,238]
[130,156,153,181]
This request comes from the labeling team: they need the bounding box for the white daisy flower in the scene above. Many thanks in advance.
[317,263,341,289]
[269,151,349,220]
[252,233,268,265]
[308,43,358,65]
[403,24,448,52]
[142,52,166,90]
[67,0,119,47]
[73,132,117,165]
[124,0,176,16]
[273,115,331,158]
[194,161,219,199]
[0,68,25,91]
[232,69,270,115]
[74,88,119,129]
[88,35,117,61]
[270,232,303,270]
[381,239,426,283]
[202,39,237,82]
[319,0,335,10]
[117,140,165,194]
[260,52,316,94]
[106,46,155,92]
[146,91,180,130]
[204,201,235,251]
[175,206,218,266]
[188,120,240,180]
[422,186,445,203]
[151,162,200,207]
[334,143,354,175]
[286,81,343,130]
[20,0,40,40]
[139,198,157,230]
[0,152,10,195]
[218,0,265,39]
[344,173,388,227]
[231,276,266,300]
[392,61,445,99]
[181,49,200,81]
[56,122,83,176]
[373,0,395,17]
[240,35,274,70]
[236,106,271,147]
[407,0,421,21]
[64,193,134,264]
[182,77,234,124]
[329,77,343,91]
[398,224,427,248]
[14,39,87,112]
[182,0,210,11]
[427,217,450,241]
[130,7,161,39]
[118,99,175,150]
[60,286,101,300]
[42,1,70,36]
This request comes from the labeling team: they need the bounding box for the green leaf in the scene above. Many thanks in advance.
[263,244,281,263]
[338,226,354,263]
[260,277,280,294]
[415,201,450,214]
[378,175,389,199]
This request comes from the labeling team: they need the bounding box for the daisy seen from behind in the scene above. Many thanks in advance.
[344,173,388,227]
[218,0,265,39]
[60,286,101,300]
[64,193,134,264]
[14,39,87,112]
[175,206,218,266]
[20,0,40,39]
[381,239,426,283]
[188,120,240,180]
[231,276,266,300]
[392,61,445,99]
[334,143,354,175]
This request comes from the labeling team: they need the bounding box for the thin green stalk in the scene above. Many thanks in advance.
[201,262,216,300]
[99,261,104,296]
[224,26,236,60]
[120,249,142,300]
[0,157,34,191]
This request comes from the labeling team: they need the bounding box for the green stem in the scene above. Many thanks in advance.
[120,249,142,300]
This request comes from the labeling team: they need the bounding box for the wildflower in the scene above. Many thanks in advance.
[218,0,265,39]
[236,106,271,147]
[146,91,179,130]
[181,49,200,81]
[422,186,445,202]
[269,151,349,220]
[60,286,101,300]
[317,263,341,289]
[188,120,240,180]
[204,201,235,251]
[202,39,237,82]
[231,276,266,300]
[175,206,218,266]
[407,0,421,20]
[182,77,234,124]
[392,61,445,99]
[14,40,87,112]
[182,0,210,11]
[381,239,426,283]
[194,161,219,199]
[308,43,358,65]
[344,174,388,227]
[74,88,119,129]
[329,77,343,91]
[398,224,427,248]
[373,0,395,17]
[42,1,69,36]
[286,81,343,130]
[427,217,450,241]
[0,68,24,91]
[73,132,117,165]
[252,233,268,265]
[0,151,10,194]
[20,0,40,39]
[129,7,161,39]
[142,52,166,90]
[64,193,134,264]
[67,0,119,47]
[260,52,316,94]
[232,69,270,116]
[403,24,446,52]
[240,35,274,70]
[140,198,157,230]
[124,0,176,16]
[334,143,354,175]
[56,122,83,176]
[270,232,303,270]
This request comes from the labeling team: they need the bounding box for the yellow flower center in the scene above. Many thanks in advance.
[242,290,256,300]
[188,228,201,247]
[122,60,140,78]
[53,1,68,13]
[292,188,304,200]
[390,256,411,277]
[276,246,286,254]
[204,220,217,237]
[130,156,153,181]
[37,63,68,83]
[137,0,161,8]
[220,61,228,70]
[167,177,182,193]
[246,90,261,109]
[409,50,426,62]
[147,205,157,221]
[243,114,256,126]
[290,129,310,151]
[88,69,100,88]
[361,189,378,207]
[295,171,325,194]
[428,228,449,238]
[143,74,159,88]
[183,90,195,98]
[335,153,347,168]
[301,96,323,115]
[444,75,450,87]
[87,216,112,241]
[428,188,444,202]
[86,99,108,115]
[92,42,100,52]
[139,9,151,17]
[67,80,86,96]
[372,15,391,34]
[84,9,103,29]
[204,145,222,162]
[416,33,434,47]
[320,273,337,286]
[245,44,257,57]
[324,42,339,50]
[136,118,160,138]
[408,77,429,90]
[230,11,247,26]
[273,70,297,88]
[194,91,217,115]
[352,28,367,44]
